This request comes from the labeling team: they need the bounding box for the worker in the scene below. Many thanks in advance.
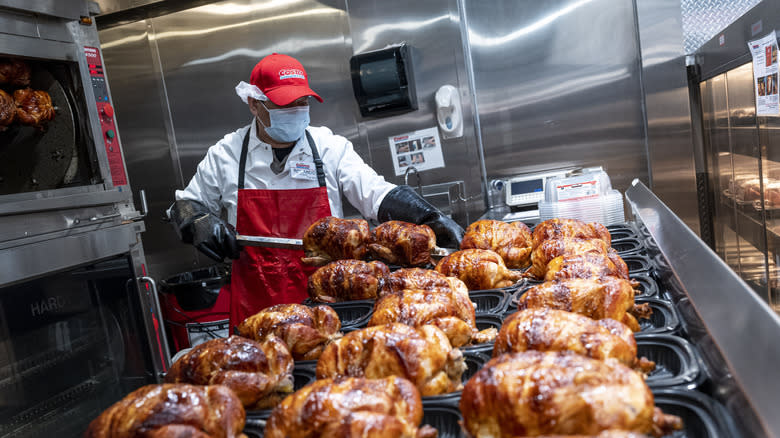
[169,53,463,327]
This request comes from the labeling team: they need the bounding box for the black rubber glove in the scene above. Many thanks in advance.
[377,185,465,248]
[170,200,241,262]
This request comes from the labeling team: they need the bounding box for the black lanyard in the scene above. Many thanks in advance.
[238,126,326,189]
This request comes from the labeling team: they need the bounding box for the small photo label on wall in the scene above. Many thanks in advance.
[748,30,779,116]
[388,127,445,176]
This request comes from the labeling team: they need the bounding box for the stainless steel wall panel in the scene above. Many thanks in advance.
[636,0,699,233]
[0,0,88,20]
[681,0,762,54]
[465,0,648,197]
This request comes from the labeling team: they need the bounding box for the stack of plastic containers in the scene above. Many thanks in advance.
[538,170,625,225]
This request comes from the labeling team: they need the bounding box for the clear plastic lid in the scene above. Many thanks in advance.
[544,170,612,203]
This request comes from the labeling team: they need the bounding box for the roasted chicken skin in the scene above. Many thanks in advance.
[532,218,612,249]
[307,259,390,303]
[544,252,631,282]
[494,308,654,372]
[0,89,15,130]
[164,335,294,410]
[435,248,522,290]
[460,220,533,269]
[0,58,31,87]
[316,323,466,396]
[460,351,682,438]
[85,384,246,438]
[264,376,438,438]
[527,237,623,280]
[369,220,436,267]
[237,303,342,360]
[368,288,495,347]
[13,88,54,128]
[383,268,469,296]
[302,216,371,266]
[517,278,651,332]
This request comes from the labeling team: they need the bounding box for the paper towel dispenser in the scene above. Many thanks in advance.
[350,44,417,117]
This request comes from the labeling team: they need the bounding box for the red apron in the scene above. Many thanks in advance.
[226,128,331,328]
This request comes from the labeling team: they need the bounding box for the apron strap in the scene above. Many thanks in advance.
[238,126,326,189]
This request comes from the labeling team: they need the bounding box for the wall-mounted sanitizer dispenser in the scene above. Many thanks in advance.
[350,44,417,117]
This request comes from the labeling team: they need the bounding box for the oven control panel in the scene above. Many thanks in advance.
[84,46,127,187]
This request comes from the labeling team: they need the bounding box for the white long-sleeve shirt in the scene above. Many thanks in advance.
[175,121,395,225]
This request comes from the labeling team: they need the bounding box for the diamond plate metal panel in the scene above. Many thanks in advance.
[682,0,762,53]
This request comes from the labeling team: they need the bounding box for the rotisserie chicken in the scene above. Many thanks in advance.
[494,308,654,372]
[527,433,651,438]
[527,237,623,280]
[13,88,55,128]
[517,278,652,332]
[164,335,294,410]
[264,376,438,438]
[368,288,495,347]
[531,218,612,249]
[316,323,466,396]
[369,220,436,267]
[0,58,31,87]
[544,251,631,282]
[85,384,246,438]
[460,220,533,269]
[435,248,522,290]
[307,259,390,303]
[237,303,342,360]
[383,268,468,296]
[302,216,371,266]
[0,89,14,130]
[459,351,683,438]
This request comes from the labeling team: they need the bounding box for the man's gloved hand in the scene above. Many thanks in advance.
[378,185,465,248]
[170,200,241,262]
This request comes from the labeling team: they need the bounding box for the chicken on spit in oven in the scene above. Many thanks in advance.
[435,248,522,290]
[302,216,371,266]
[307,259,390,303]
[460,219,533,269]
[264,376,438,438]
[316,323,466,396]
[0,58,31,87]
[164,335,294,410]
[369,220,437,267]
[0,89,15,130]
[494,308,655,373]
[237,303,342,361]
[532,217,612,249]
[460,351,683,438]
[382,268,468,296]
[13,88,55,129]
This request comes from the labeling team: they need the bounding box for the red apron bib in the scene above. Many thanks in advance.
[226,128,331,328]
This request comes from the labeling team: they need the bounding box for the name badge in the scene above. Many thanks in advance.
[290,161,317,181]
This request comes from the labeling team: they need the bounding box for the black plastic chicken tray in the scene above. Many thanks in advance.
[460,314,503,355]
[637,334,707,390]
[632,273,659,299]
[421,404,466,438]
[653,388,740,438]
[422,350,491,406]
[637,297,681,334]
[469,289,511,315]
[612,237,646,255]
[302,298,374,330]
[622,254,654,275]
[245,365,317,421]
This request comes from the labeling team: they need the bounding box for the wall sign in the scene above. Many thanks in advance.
[748,31,779,116]
[388,127,445,176]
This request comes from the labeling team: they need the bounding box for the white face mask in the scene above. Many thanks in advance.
[257,102,310,143]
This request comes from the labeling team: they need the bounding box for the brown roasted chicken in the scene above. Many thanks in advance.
[307,259,390,303]
[435,248,522,290]
[517,278,652,331]
[460,219,533,268]
[369,220,436,267]
[527,237,623,280]
[494,308,654,372]
[368,287,495,347]
[237,303,342,360]
[528,433,651,438]
[0,89,14,130]
[383,268,469,296]
[0,58,31,87]
[264,376,437,438]
[85,384,246,438]
[316,323,466,396]
[302,216,371,266]
[544,251,631,282]
[532,218,612,249]
[459,351,683,438]
[164,335,294,410]
[13,88,55,128]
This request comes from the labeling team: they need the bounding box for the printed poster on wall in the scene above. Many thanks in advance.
[388,127,445,176]
[748,31,779,116]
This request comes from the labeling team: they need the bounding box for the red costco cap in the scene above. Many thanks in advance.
[249,53,323,106]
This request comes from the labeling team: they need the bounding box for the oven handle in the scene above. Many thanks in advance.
[137,275,172,376]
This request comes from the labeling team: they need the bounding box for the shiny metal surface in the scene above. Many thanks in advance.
[464,0,648,202]
[0,205,121,246]
[0,0,88,20]
[681,0,762,54]
[636,0,699,233]
[627,179,780,437]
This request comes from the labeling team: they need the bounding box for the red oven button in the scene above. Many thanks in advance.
[103,104,114,118]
